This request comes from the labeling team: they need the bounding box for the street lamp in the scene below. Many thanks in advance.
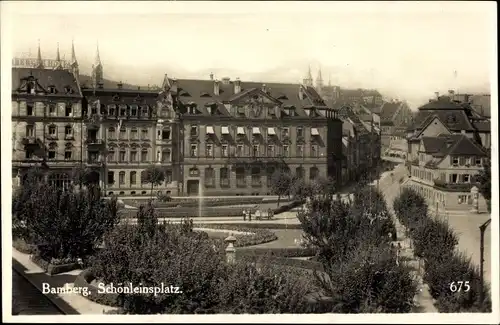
[479,218,491,306]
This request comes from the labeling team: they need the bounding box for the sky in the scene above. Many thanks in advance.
[2,1,496,109]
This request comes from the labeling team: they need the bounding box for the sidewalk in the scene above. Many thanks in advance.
[12,248,118,315]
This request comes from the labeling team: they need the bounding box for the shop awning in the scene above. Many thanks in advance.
[311,128,319,136]
[206,126,215,134]
[221,126,230,134]
[252,127,261,134]
[237,127,245,135]
[267,127,276,135]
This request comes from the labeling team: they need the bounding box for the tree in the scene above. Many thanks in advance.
[269,170,293,206]
[141,165,166,198]
[71,166,100,189]
[476,156,491,213]
[13,180,119,262]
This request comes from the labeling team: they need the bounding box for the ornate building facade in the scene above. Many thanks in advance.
[164,75,343,196]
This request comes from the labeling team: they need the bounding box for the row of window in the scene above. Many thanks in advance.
[107,127,151,140]
[102,104,151,117]
[25,124,74,138]
[107,149,159,163]
[197,166,320,187]
[188,143,320,158]
[451,156,483,167]
[107,170,173,186]
[19,102,75,117]
[25,148,75,160]
[412,168,477,184]
[188,125,319,138]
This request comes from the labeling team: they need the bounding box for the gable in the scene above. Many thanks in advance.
[231,89,281,119]
[417,116,452,138]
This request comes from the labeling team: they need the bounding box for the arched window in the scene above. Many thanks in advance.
[130,127,138,140]
[108,104,116,116]
[204,167,215,187]
[108,127,116,139]
[295,167,304,179]
[309,167,319,180]
[130,171,137,185]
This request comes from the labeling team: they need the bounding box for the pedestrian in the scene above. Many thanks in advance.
[243,209,247,221]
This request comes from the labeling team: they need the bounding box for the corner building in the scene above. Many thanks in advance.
[165,76,343,196]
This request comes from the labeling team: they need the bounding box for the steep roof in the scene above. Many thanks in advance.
[409,108,475,132]
[417,96,468,110]
[12,68,82,98]
[469,94,491,118]
[471,119,491,132]
[421,134,487,159]
[379,101,402,121]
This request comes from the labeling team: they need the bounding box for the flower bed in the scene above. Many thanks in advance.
[30,254,82,276]
[122,197,293,209]
[194,223,303,230]
[73,269,121,307]
[187,224,278,247]
[237,246,318,258]
[239,255,324,272]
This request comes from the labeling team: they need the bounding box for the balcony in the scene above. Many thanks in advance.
[411,158,419,166]
[86,159,103,166]
[433,179,477,192]
[85,138,105,146]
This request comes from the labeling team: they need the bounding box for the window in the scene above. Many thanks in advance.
[282,127,289,138]
[267,145,275,157]
[141,129,148,140]
[131,128,138,140]
[65,125,72,137]
[27,103,34,116]
[141,149,148,162]
[190,144,198,157]
[162,128,171,140]
[119,171,125,185]
[141,105,149,117]
[459,156,466,166]
[222,144,229,157]
[458,194,469,205]
[236,167,246,187]
[452,157,459,166]
[165,170,172,183]
[26,125,34,137]
[268,107,276,116]
[251,167,261,186]
[475,158,482,166]
[206,144,214,157]
[282,145,289,157]
[48,125,56,136]
[108,150,115,162]
[451,174,458,183]
[189,168,199,177]
[252,145,259,157]
[297,127,303,138]
[48,150,56,159]
[65,105,72,117]
[162,149,171,162]
[310,167,319,180]
[463,174,470,183]
[465,157,471,165]
[266,167,275,186]
[130,150,137,162]
[130,105,138,117]
[119,129,127,140]
[297,145,304,157]
[311,145,318,157]
[49,104,56,116]
[107,171,115,184]
[130,171,137,185]
[108,127,116,139]
[119,150,126,162]
[295,167,304,179]
[205,167,215,187]
[190,126,198,137]
[236,145,244,157]
[220,168,230,187]
[26,149,34,159]
[119,105,127,116]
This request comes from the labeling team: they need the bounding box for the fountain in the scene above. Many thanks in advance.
[198,181,204,218]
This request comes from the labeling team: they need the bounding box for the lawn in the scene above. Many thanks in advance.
[239,229,305,249]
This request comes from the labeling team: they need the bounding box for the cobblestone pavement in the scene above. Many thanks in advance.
[12,268,63,315]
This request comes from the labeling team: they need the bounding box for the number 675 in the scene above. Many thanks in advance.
[450,281,470,292]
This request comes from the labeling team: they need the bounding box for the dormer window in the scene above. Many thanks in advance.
[188,106,197,115]
[141,105,149,117]
[113,94,120,101]
[130,105,138,117]
[26,81,36,94]
[237,106,246,116]
[200,92,211,97]
[26,103,34,116]
[48,85,56,94]
[278,95,288,100]
[64,86,73,94]
[65,104,73,117]
[119,105,127,116]
[268,107,276,116]
[49,104,56,116]
[287,108,295,116]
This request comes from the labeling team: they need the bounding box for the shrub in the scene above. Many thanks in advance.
[237,247,318,258]
[12,176,119,262]
[412,218,458,261]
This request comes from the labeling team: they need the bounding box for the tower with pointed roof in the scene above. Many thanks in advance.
[91,43,103,88]
[34,40,44,69]
[70,40,79,77]
[302,65,313,87]
[315,66,324,90]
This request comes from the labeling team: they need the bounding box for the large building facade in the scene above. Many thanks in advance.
[164,75,343,196]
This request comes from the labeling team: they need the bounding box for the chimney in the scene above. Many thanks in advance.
[222,77,230,85]
[448,89,455,96]
[298,85,304,100]
[209,72,214,80]
[214,79,220,96]
[98,82,104,89]
[117,81,123,89]
[234,77,241,94]
[261,83,266,93]
[434,92,439,99]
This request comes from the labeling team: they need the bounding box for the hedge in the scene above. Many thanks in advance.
[392,188,491,312]
[30,254,82,276]
[73,269,121,307]
[194,223,303,230]
[239,255,324,272]
[195,224,278,247]
[237,247,318,258]
[122,197,294,208]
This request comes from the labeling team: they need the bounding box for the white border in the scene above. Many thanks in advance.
[2,1,498,323]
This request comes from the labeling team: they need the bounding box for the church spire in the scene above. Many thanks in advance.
[34,39,44,69]
[70,39,80,77]
[92,42,103,88]
[316,66,324,89]
[54,42,63,70]
[328,73,332,87]
[303,65,313,87]
[94,42,102,67]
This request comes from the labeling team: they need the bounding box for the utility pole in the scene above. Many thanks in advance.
[479,218,491,307]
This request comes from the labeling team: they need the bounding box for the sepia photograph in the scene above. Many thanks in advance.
[1,1,498,323]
